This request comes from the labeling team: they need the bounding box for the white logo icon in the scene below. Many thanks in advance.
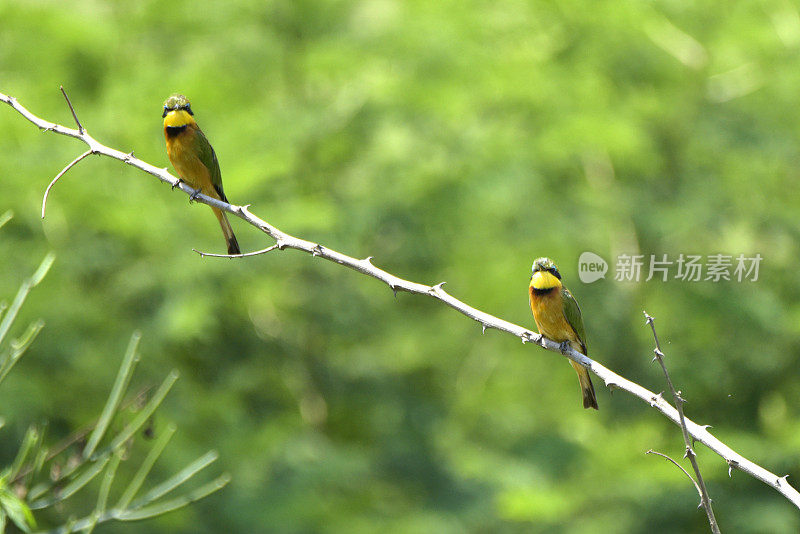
[578,252,608,283]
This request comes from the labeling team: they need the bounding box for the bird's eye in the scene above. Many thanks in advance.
[185,104,193,116]
[161,106,168,118]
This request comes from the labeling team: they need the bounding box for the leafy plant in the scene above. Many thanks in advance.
[0,212,229,533]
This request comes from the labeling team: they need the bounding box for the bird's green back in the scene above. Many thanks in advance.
[193,128,226,199]
[561,287,587,353]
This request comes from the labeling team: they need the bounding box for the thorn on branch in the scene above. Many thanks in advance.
[650,392,664,407]
[727,459,739,477]
[778,475,790,487]
[60,86,84,133]
[311,244,324,257]
[429,282,447,295]
[521,331,542,345]
[124,151,135,163]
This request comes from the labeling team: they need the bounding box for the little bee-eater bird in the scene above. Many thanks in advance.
[529,257,598,409]
[162,94,240,255]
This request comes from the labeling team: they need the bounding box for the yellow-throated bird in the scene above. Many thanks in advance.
[529,257,598,409]
[162,94,240,255]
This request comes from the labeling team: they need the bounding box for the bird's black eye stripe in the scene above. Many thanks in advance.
[162,106,168,118]
[184,104,193,115]
[549,267,561,280]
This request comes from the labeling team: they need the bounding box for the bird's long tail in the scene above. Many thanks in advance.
[570,361,598,410]
[212,207,240,255]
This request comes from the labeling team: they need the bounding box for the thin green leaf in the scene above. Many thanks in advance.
[0,302,8,331]
[115,424,175,511]
[80,451,122,534]
[10,426,38,480]
[95,451,121,515]
[44,510,110,534]
[0,252,54,348]
[0,210,12,229]
[0,487,35,532]
[26,445,50,491]
[27,482,49,503]
[11,319,44,352]
[101,370,179,459]
[117,473,230,522]
[29,456,109,510]
[130,450,219,509]
[78,513,99,534]
[0,320,44,386]
[29,252,56,288]
[84,332,141,460]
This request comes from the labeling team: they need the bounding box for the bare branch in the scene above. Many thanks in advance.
[3,89,800,511]
[645,312,720,533]
[192,244,280,259]
[41,149,92,218]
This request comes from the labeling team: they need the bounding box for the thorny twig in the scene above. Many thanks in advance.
[42,149,92,218]
[645,312,720,533]
[646,449,703,498]
[2,88,799,511]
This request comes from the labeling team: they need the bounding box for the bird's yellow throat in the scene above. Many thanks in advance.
[163,109,194,128]
[531,270,561,291]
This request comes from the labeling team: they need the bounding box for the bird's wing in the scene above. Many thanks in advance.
[561,287,588,353]
[194,127,227,201]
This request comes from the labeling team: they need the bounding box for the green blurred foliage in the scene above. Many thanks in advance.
[2,0,800,532]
